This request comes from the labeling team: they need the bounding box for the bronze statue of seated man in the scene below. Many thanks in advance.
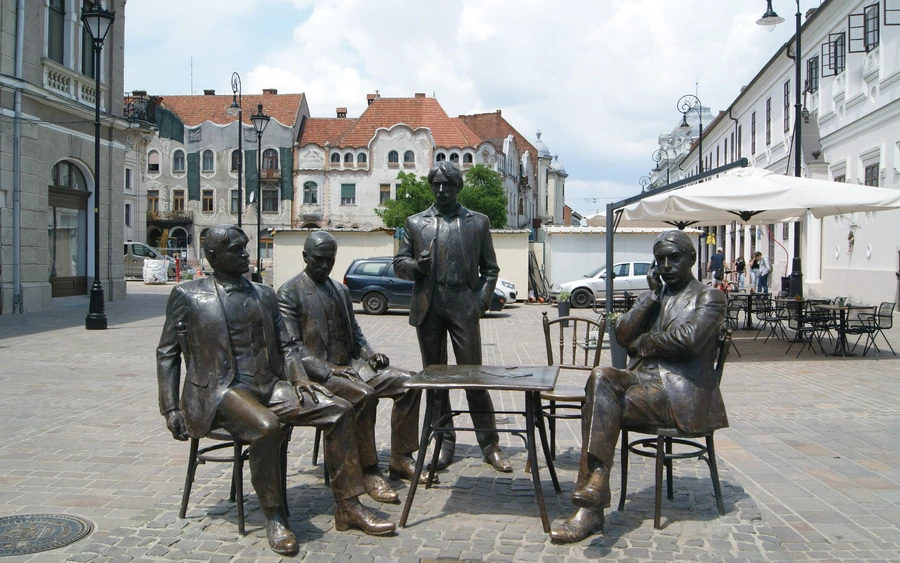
[550,230,727,543]
[278,231,424,503]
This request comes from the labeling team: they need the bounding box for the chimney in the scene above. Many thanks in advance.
[336,107,347,118]
[263,88,278,95]
[367,93,377,105]
[131,90,147,98]
[495,109,501,115]
[414,93,425,98]
[203,89,215,95]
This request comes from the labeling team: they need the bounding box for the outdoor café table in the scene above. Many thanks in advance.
[775,297,830,342]
[398,364,561,532]
[813,303,876,358]
[727,292,758,329]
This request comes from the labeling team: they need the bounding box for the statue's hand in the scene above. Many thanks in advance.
[295,380,334,405]
[165,410,189,441]
[367,353,389,370]
[647,261,662,295]
[415,254,432,275]
[332,366,363,382]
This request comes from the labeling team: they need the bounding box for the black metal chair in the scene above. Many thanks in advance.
[785,300,832,357]
[847,302,896,359]
[724,299,743,357]
[537,311,606,461]
[180,426,291,535]
[754,295,788,342]
[617,328,731,529]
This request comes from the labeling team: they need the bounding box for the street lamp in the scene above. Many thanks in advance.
[250,103,270,283]
[81,4,115,330]
[226,72,243,228]
[758,0,803,298]
[639,175,651,192]
[652,148,671,185]
[677,94,704,174]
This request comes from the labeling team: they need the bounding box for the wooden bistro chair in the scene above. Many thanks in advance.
[618,328,732,529]
[537,311,606,462]
[180,426,292,535]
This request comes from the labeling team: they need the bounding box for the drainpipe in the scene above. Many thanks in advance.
[12,0,24,313]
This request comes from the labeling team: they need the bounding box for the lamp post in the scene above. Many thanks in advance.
[81,5,115,330]
[250,103,270,283]
[652,148,671,185]
[758,0,803,298]
[227,72,243,228]
[677,94,704,174]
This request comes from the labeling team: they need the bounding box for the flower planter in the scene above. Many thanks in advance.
[557,301,570,326]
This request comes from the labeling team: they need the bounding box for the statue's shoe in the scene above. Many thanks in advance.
[388,454,429,483]
[549,507,604,544]
[485,449,513,472]
[364,471,400,504]
[265,518,298,556]
[334,500,396,536]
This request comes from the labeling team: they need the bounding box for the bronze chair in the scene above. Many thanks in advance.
[180,427,291,535]
[618,328,731,529]
[538,311,606,460]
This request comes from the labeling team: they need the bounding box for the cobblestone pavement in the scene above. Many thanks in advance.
[1,281,899,562]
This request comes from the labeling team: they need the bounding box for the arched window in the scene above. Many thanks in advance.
[435,152,446,162]
[330,152,340,164]
[463,153,473,164]
[357,153,367,165]
[201,149,214,172]
[303,181,318,205]
[173,149,185,173]
[148,150,160,172]
[388,150,399,164]
[231,150,241,172]
[343,152,353,163]
[404,150,415,164]
[263,148,279,170]
[449,152,459,163]
[48,161,88,297]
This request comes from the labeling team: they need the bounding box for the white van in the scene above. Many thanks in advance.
[124,242,175,278]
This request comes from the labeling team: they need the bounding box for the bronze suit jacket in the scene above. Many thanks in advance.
[156,276,306,439]
[277,272,374,383]
[393,204,499,326]
[614,278,728,434]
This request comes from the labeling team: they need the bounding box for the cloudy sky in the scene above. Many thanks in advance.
[123,0,819,218]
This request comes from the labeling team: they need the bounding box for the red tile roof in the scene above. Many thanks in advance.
[158,93,305,127]
[300,118,358,147]
[458,111,537,160]
[300,96,483,149]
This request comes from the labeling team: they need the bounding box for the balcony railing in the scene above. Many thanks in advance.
[42,59,108,112]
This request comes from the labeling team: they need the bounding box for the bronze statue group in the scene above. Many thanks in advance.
[157,162,727,555]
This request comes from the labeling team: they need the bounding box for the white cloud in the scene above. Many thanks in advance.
[126,0,811,216]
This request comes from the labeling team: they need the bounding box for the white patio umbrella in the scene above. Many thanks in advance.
[623,167,900,224]
[585,210,706,230]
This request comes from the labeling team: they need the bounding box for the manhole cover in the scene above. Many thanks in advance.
[0,514,93,556]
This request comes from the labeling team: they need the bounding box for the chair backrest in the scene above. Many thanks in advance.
[877,302,895,329]
[725,299,744,330]
[542,311,606,371]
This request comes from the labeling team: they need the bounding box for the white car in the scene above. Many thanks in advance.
[496,278,517,303]
[549,261,652,308]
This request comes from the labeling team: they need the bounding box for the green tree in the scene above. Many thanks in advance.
[374,171,433,228]
[375,165,509,228]
[459,164,508,228]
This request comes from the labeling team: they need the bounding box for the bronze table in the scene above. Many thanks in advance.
[399,365,561,532]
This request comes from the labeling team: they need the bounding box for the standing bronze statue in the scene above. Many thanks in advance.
[156,225,394,556]
[550,229,728,543]
[277,231,423,504]
[393,161,512,473]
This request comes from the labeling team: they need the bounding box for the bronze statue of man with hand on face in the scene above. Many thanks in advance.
[277,231,423,505]
[157,225,394,557]
[393,161,512,473]
[550,229,728,544]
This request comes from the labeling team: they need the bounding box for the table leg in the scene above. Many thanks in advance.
[399,389,435,528]
[532,392,560,493]
[525,391,551,533]
[745,298,754,330]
